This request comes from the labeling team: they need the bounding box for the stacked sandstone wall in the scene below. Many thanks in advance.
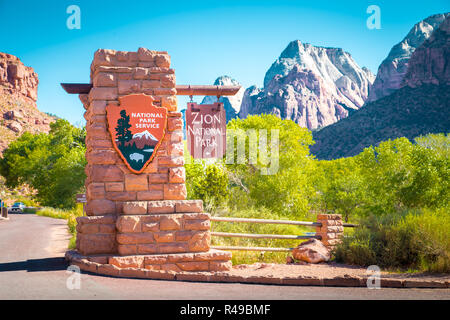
[76,48,232,274]
[315,214,344,249]
[77,48,185,255]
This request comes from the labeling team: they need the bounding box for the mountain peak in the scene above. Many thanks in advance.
[368,12,449,102]
[213,75,241,86]
[133,130,157,141]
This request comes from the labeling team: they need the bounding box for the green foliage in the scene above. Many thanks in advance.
[311,84,450,159]
[210,207,312,265]
[226,114,315,218]
[0,119,87,208]
[185,160,229,212]
[183,112,449,269]
[334,208,450,272]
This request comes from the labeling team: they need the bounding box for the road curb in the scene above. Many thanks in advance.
[65,250,449,289]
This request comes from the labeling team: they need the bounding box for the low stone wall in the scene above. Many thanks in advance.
[76,215,117,255]
[65,250,449,288]
[315,214,344,248]
[116,212,211,255]
[110,250,231,272]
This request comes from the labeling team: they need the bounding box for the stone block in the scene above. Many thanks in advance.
[137,189,164,201]
[147,200,175,214]
[137,244,158,254]
[116,216,141,233]
[91,100,107,115]
[99,224,116,234]
[155,54,171,68]
[78,234,116,255]
[80,224,99,234]
[118,80,141,95]
[158,156,184,167]
[144,255,168,265]
[109,256,145,268]
[177,261,209,272]
[154,231,175,243]
[160,74,175,88]
[125,174,148,191]
[148,173,169,184]
[91,165,124,182]
[209,261,232,272]
[93,73,116,87]
[175,230,196,241]
[159,216,181,230]
[105,182,124,192]
[164,184,187,200]
[193,250,232,262]
[117,244,137,255]
[86,199,115,215]
[137,47,156,62]
[158,243,188,254]
[89,87,118,101]
[187,232,210,252]
[105,191,136,201]
[175,200,203,213]
[184,219,210,231]
[116,232,154,245]
[161,264,181,272]
[142,222,159,232]
[123,201,148,214]
[161,96,177,112]
[87,183,105,200]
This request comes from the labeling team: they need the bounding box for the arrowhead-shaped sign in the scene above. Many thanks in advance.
[106,94,167,174]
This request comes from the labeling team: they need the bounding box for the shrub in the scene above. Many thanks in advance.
[185,160,229,212]
[211,206,313,265]
[334,208,450,272]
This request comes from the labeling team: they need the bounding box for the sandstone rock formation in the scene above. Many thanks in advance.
[403,15,450,87]
[292,239,330,264]
[0,52,38,104]
[311,15,450,160]
[201,76,245,122]
[237,40,374,130]
[367,13,449,102]
[0,52,54,153]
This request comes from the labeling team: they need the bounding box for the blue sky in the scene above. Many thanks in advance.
[0,0,448,125]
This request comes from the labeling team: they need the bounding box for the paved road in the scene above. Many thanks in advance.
[0,213,449,300]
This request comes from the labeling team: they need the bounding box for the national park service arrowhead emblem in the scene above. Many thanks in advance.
[106,94,167,174]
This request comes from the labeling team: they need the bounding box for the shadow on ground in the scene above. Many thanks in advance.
[0,257,68,272]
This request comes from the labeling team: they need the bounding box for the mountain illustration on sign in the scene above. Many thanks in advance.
[114,109,158,171]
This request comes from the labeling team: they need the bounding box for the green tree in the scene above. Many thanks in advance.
[0,119,87,208]
[115,110,133,147]
[226,114,315,218]
[186,160,229,212]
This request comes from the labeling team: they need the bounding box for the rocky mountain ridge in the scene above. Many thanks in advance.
[311,15,450,159]
[367,13,449,102]
[0,52,54,153]
[205,40,375,130]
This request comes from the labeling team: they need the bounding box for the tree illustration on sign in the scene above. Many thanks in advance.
[115,110,132,147]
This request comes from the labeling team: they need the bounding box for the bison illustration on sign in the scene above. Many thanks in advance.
[106,94,167,174]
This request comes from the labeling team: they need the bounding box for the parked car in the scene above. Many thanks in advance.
[9,202,26,213]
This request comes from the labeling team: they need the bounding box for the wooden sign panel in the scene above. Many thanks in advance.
[106,94,167,174]
[186,102,226,159]
[76,194,86,203]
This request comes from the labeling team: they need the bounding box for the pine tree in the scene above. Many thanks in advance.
[115,110,133,147]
